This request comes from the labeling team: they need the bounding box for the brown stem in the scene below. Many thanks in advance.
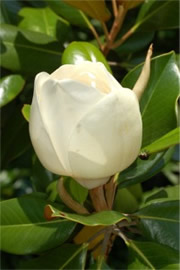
[101,22,109,43]
[103,5,127,56]
[88,23,103,50]
[58,178,90,214]
[112,25,136,49]
[112,0,118,17]
[104,174,118,210]
[89,185,109,212]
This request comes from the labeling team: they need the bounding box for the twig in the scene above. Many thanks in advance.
[101,22,109,42]
[88,23,103,50]
[104,174,117,210]
[112,25,136,49]
[112,0,118,17]
[89,185,109,212]
[57,178,90,214]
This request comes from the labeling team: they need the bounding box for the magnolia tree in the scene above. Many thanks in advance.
[0,0,179,269]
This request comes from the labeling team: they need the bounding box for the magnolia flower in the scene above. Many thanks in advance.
[29,61,142,189]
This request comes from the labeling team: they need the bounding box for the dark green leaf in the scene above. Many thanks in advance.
[0,75,25,107]
[18,7,70,42]
[0,193,76,254]
[46,0,90,28]
[45,205,131,226]
[62,41,112,73]
[122,52,179,147]
[135,200,179,250]
[64,177,88,205]
[128,240,179,269]
[135,0,179,31]
[89,256,112,269]
[0,24,62,75]
[19,244,87,269]
[21,104,30,122]
[64,0,111,22]
[0,0,22,24]
[141,127,180,156]
[118,147,174,188]
[114,188,139,213]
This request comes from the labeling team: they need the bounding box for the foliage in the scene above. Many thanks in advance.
[0,0,179,269]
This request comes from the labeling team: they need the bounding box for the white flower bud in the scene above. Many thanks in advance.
[29,61,142,189]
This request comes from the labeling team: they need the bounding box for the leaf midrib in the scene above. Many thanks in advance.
[3,41,61,56]
[1,219,69,228]
[138,215,178,223]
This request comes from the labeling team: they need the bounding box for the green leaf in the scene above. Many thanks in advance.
[128,240,179,269]
[64,0,111,22]
[141,185,180,206]
[62,41,112,73]
[0,24,62,75]
[0,0,22,24]
[0,193,76,255]
[45,205,131,226]
[141,127,180,156]
[19,244,87,269]
[18,7,70,42]
[89,256,112,269]
[21,104,30,122]
[0,75,25,107]
[118,147,174,188]
[122,52,179,147]
[114,188,139,213]
[135,200,179,250]
[46,0,90,28]
[64,177,88,205]
[1,106,31,167]
[135,0,179,31]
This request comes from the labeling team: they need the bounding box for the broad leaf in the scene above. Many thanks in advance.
[89,257,112,269]
[21,104,30,122]
[45,205,131,226]
[19,244,87,269]
[18,7,69,42]
[62,41,112,73]
[46,0,90,28]
[64,0,111,22]
[0,24,62,75]
[0,193,76,254]
[122,52,179,147]
[114,188,139,213]
[135,200,179,250]
[118,147,174,188]
[128,240,179,269]
[141,127,180,156]
[0,0,22,24]
[0,75,25,107]
[135,0,179,31]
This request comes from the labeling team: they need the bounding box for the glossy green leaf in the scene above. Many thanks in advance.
[135,0,179,31]
[122,52,179,147]
[62,41,112,73]
[1,106,31,167]
[45,205,131,226]
[0,24,62,75]
[118,147,174,188]
[19,244,87,269]
[0,0,22,24]
[0,75,25,107]
[21,104,30,122]
[135,200,179,250]
[141,185,179,206]
[89,257,112,269]
[114,188,139,213]
[0,193,76,254]
[64,0,111,22]
[128,240,179,269]
[141,127,180,156]
[46,0,90,28]
[18,7,69,42]
[64,177,88,205]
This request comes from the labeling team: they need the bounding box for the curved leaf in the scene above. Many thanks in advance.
[141,127,180,156]
[0,24,62,75]
[0,193,76,254]
[64,0,111,22]
[135,200,179,250]
[18,7,69,42]
[122,52,179,147]
[21,104,30,122]
[128,240,179,269]
[45,205,131,226]
[62,41,112,73]
[0,75,25,107]
[19,244,87,269]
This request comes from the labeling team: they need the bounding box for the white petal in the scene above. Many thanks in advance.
[29,73,67,175]
[68,90,142,180]
[38,78,104,174]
